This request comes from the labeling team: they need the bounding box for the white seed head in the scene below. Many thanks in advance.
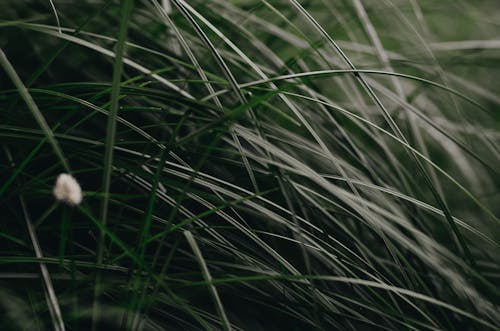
[53,173,82,206]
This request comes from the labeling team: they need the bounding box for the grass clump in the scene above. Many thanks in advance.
[0,1,499,330]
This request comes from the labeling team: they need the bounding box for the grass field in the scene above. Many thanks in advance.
[1,1,499,330]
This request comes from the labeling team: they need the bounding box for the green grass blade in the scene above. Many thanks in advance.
[93,1,134,330]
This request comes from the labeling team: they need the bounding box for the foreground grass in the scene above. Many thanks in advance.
[0,1,499,330]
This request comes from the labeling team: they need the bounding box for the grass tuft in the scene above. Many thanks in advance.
[1,1,499,330]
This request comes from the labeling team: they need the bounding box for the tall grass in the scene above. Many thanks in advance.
[1,1,499,330]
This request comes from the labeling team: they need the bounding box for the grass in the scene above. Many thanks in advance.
[1,0,499,330]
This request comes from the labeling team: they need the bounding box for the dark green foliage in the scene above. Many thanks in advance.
[0,1,499,330]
